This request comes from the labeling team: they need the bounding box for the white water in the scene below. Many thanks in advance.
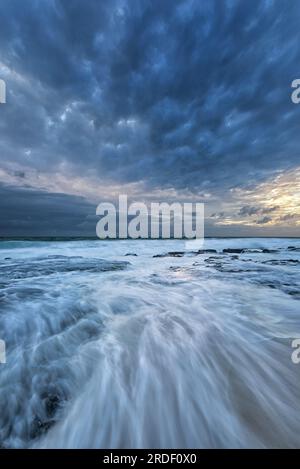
[0,238,299,448]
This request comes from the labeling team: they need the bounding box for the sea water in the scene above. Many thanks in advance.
[0,238,299,448]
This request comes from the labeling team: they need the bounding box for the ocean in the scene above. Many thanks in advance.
[0,238,299,448]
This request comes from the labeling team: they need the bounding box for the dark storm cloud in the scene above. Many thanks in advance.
[238,205,280,217]
[256,216,272,225]
[280,213,297,222]
[210,212,225,220]
[0,0,300,235]
[0,183,96,236]
[261,206,280,214]
[238,206,261,217]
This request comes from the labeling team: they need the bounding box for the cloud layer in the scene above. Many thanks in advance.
[0,0,300,236]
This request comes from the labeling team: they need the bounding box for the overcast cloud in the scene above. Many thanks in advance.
[0,0,299,236]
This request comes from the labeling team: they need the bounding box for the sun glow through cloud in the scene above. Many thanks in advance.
[214,168,300,228]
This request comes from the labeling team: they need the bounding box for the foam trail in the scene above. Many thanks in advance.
[0,238,299,448]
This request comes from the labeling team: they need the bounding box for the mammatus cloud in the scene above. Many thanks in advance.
[0,0,300,235]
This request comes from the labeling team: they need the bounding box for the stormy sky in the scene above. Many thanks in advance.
[0,0,299,237]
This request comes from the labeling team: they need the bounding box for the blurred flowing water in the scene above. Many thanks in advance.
[0,238,299,448]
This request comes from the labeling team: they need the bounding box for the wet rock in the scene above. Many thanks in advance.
[289,291,300,298]
[30,393,64,440]
[196,249,217,254]
[204,257,222,264]
[262,259,300,266]
[169,266,182,271]
[47,255,77,259]
[30,417,55,440]
[0,257,130,282]
[223,248,244,254]
[45,394,61,419]
[222,248,280,254]
[153,252,185,258]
